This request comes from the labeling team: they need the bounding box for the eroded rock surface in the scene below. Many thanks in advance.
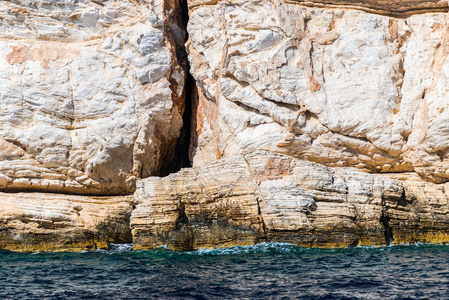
[132,151,449,250]
[132,155,265,250]
[189,0,448,16]
[2,0,449,252]
[187,0,449,184]
[0,192,133,252]
[0,0,187,195]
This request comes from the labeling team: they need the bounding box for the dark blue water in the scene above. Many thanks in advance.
[1,243,448,299]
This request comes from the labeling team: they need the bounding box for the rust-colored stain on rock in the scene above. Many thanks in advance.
[308,75,321,93]
[6,44,80,69]
[0,138,25,158]
[6,45,30,65]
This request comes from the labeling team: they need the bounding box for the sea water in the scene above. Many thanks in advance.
[1,243,448,299]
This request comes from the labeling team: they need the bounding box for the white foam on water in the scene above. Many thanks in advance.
[96,243,133,254]
[186,242,301,256]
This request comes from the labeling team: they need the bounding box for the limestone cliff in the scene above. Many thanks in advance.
[2,0,449,252]
[0,0,188,252]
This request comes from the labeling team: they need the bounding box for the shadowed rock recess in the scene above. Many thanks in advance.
[1,0,449,251]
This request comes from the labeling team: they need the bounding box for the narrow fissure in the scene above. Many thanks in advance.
[169,0,195,173]
[242,154,269,243]
[380,196,394,246]
[380,213,393,245]
[256,195,269,243]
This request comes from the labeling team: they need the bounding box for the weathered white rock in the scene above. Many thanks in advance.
[187,0,449,183]
[0,0,187,195]
[0,192,133,252]
[132,154,264,250]
[132,151,449,250]
[3,0,449,253]
[189,0,448,16]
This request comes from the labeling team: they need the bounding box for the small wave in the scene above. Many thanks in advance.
[155,245,171,250]
[95,243,133,254]
[185,242,302,256]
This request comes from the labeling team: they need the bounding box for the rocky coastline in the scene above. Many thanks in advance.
[1,0,449,252]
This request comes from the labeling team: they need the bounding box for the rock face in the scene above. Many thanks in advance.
[131,155,265,250]
[188,0,448,16]
[187,0,449,184]
[2,0,449,252]
[0,192,133,252]
[0,0,187,195]
[132,151,449,250]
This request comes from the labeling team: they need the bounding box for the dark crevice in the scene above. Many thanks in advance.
[398,188,408,207]
[173,202,195,250]
[175,203,189,230]
[4,139,27,152]
[233,100,271,119]
[169,0,195,173]
[380,213,393,246]
[380,195,394,245]
[170,72,195,172]
[256,196,269,243]
[262,96,302,111]
[349,239,360,247]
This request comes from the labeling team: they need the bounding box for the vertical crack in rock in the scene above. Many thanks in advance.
[173,202,195,250]
[255,195,269,243]
[380,195,394,246]
[243,154,269,243]
[170,73,195,172]
[169,0,195,173]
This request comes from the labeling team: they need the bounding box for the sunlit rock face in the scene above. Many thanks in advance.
[132,151,449,251]
[187,0,449,183]
[188,0,448,16]
[0,192,133,252]
[0,0,186,195]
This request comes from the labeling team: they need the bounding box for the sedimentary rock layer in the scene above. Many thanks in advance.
[131,155,265,250]
[3,152,449,252]
[132,151,449,251]
[288,0,448,16]
[189,0,448,16]
[0,192,133,252]
[187,0,449,184]
[0,0,187,195]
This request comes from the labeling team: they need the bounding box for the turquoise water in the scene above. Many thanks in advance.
[1,243,448,299]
